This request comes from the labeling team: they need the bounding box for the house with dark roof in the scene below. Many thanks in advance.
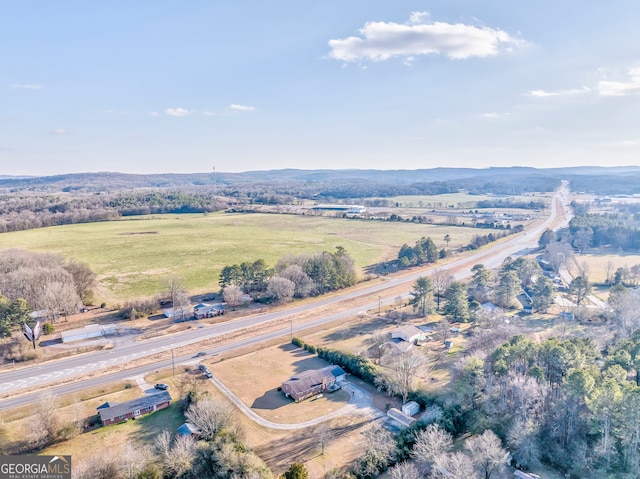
[281,365,346,402]
[97,391,171,426]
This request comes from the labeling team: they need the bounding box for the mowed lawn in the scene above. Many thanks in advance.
[210,343,351,424]
[0,212,482,302]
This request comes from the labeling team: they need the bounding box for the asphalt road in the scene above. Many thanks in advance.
[0,186,571,408]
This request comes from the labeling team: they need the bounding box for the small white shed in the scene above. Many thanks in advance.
[401,400,420,417]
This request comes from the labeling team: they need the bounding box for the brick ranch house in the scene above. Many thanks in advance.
[97,391,171,426]
[281,365,346,402]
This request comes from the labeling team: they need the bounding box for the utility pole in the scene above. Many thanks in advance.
[290,320,293,342]
[378,295,382,316]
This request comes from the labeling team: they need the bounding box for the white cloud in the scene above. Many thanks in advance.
[10,83,43,90]
[328,12,526,62]
[480,112,510,119]
[409,11,430,25]
[598,68,640,96]
[528,87,591,97]
[49,129,70,135]
[230,104,256,112]
[149,111,160,117]
[202,111,217,116]
[165,107,190,117]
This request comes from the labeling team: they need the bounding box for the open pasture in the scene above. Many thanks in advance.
[569,253,640,284]
[0,212,483,302]
[369,192,551,209]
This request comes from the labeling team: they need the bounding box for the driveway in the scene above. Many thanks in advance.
[206,372,384,430]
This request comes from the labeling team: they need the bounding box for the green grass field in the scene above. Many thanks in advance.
[372,192,551,209]
[0,212,485,302]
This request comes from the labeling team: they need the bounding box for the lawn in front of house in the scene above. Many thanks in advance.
[209,343,351,424]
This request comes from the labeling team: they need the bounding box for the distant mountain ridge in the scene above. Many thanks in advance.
[2,166,640,195]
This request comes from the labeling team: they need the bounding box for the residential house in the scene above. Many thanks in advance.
[391,325,423,343]
[281,365,346,402]
[97,391,171,426]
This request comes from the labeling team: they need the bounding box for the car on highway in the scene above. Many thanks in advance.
[194,351,206,357]
[154,383,169,390]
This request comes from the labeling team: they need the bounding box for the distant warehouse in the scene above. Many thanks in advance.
[60,324,117,343]
[312,205,366,215]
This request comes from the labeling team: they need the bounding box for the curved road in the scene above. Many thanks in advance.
[0,185,571,408]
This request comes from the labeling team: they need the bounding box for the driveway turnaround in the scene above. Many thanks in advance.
[207,372,384,430]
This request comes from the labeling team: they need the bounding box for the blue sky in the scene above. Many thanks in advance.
[2,1,639,175]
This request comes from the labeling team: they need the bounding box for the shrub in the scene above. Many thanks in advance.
[42,323,55,335]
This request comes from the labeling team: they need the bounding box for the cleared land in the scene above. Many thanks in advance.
[568,252,640,284]
[377,192,550,208]
[0,212,490,302]
[209,343,351,424]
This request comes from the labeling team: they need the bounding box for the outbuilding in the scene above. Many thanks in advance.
[60,324,116,343]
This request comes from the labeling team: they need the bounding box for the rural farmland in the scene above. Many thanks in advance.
[0,212,504,302]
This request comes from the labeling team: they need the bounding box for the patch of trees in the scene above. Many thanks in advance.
[220,247,357,302]
[293,337,378,384]
[476,199,546,210]
[397,237,439,269]
[0,249,96,326]
[447,331,640,477]
[568,213,640,251]
[0,189,229,233]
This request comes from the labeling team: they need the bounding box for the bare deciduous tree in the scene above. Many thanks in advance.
[605,260,616,285]
[155,430,197,478]
[223,284,244,310]
[118,441,150,479]
[163,275,187,309]
[368,332,388,364]
[278,264,314,298]
[432,269,454,311]
[375,350,424,404]
[316,422,333,456]
[354,423,396,477]
[184,398,233,440]
[64,260,97,302]
[434,451,475,479]
[465,429,511,479]
[412,423,454,466]
[388,461,420,479]
[266,276,295,304]
[30,391,59,446]
[41,281,81,322]
[544,242,573,275]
